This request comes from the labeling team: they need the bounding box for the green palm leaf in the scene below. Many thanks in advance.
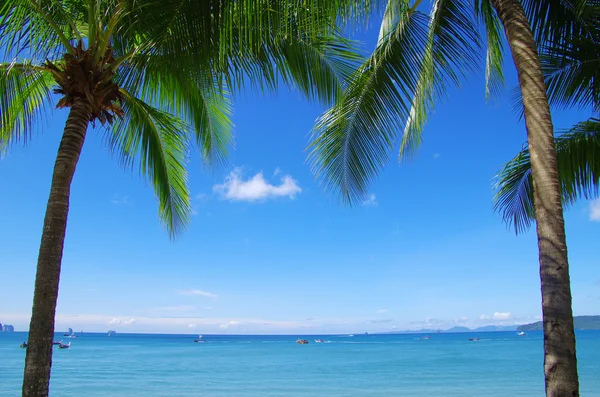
[108,89,191,237]
[308,3,430,204]
[494,118,600,233]
[402,0,481,158]
[543,34,600,111]
[274,35,363,105]
[522,0,600,47]
[474,0,504,100]
[0,62,54,152]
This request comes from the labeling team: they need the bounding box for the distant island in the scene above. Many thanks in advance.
[378,325,519,334]
[1,323,15,332]
[517,316,600,331]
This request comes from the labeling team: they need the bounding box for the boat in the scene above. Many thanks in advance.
[107,330,116,337]
[468,338,480,341]
[20,342,28,348]
[52,340,63,345]
[517,331,526,336]
[67,332,77,338]
[296,339,309,344]
[193,335,205,343]
[422,335,431,340]
[58,342,71,349]
[63,327,73,337]
[314,339,325,343]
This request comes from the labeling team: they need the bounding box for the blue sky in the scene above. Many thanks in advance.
[1,13,599,335]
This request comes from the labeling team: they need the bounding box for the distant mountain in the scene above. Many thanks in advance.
[377,324,520,334]
[517,315,600,331]
[445,326,472,333]
[473,325,518,332]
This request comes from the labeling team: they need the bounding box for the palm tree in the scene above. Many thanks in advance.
[308,0,598,395]
[0,1,369,395]
[496,13,599,232]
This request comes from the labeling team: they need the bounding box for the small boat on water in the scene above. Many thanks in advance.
[468,338,480,341]
[517,331,526,336]
[296,339,309,344]
[107,330,116,337]
[194,335,205,343]
[52,340,63,345]
[63,327,73,337]
[20,342,28,348]
[314,339,325,343]
[422,336,431,340]
[58,342,71,349]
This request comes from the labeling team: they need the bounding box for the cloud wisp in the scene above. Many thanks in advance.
[213,168,301,202]
[108,318,136,325]
[590,199,600,222]
[363,194,378,206]
[179,289,218,299]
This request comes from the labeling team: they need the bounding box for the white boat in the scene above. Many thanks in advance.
[63,327,73,337]
[193,335,205,343]
[58,341,71,349]
[517,331,526,336]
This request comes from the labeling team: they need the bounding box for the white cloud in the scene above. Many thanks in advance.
[213,168,301,202]
[493,312,512,320]
[363,194,378,206]
[155,305,197,313]
[590,199,600,221]
[479,312,513,321]
[376,309,388,314]
[108,318,136,325]
[179,289,218,298]
[219,320,241,329]
[111,194,129,205]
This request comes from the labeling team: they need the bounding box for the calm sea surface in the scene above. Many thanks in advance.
[1,331,599,396]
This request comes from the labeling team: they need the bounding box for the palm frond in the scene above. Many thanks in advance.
[401,0,481,158]
[308,4,430,204]
[494,118,600,233]
[522,0,600,47]
[474,0,504,100]
[108,89,192,237]
[117,57,234,168]
[543,34,600,111]
[274,35,363,105]
[0,0,80,59]
[0,61,54,152]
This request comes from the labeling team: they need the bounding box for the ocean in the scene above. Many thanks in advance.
[1,331,599,396]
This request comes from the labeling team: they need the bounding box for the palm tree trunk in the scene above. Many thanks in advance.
[22,100,91,397]
[490,0,579,396]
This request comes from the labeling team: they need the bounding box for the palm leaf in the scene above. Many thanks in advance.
[308,3,430,204]
[494,118,600,233]
[522,0,600,47]
[0,61,54,152]
[543,34,600,111]
[274,35,363,105]
[108,89,192,237]
[474,0,504,100]
[116,56,234,168]
[401,0,481,158]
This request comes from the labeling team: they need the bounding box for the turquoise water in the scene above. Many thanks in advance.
[1,331,599,396]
